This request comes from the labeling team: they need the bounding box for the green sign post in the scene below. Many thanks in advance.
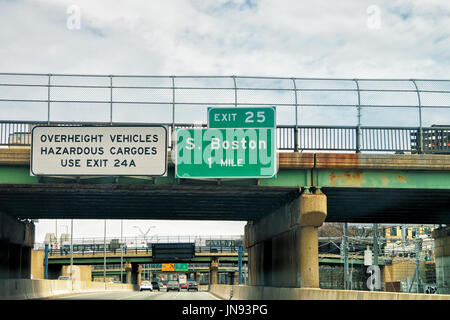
[175,127,277,178]
[208,106,276,128]
[175,263,188,272]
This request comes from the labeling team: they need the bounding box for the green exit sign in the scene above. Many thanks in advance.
[175,128,277,178]
[175,263,188,271]
[208,107,276,128]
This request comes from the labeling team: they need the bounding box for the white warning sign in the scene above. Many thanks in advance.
[31,126,167,176]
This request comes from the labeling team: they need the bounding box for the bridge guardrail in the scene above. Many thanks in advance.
[34,235,246,256]
[1,74,450,154]
[1,120,449,154]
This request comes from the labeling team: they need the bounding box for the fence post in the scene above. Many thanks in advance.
[172,76,176,133]
[232,75,237,107]
[47,74,51,124]
[292,78,299,152]
[109,75,113,125]
[411,79,423,154]
[354,79,361,153]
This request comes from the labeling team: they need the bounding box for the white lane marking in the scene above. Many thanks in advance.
[49,291,117,299]
[116,291,154,300]
[116,292,161,300]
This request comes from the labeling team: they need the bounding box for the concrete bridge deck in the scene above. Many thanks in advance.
[1,149,449,223]
[46,250,248,265]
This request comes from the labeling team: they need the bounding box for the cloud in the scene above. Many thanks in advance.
[1,0,449,77]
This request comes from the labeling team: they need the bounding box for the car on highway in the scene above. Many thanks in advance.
[180,282,188,290]
[187,281,199,291]
[167,280,180,292]
[139,281,153,291]
[151,281,160,291]
[57,276,71,280]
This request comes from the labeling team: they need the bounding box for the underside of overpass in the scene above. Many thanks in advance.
[0,183,449,224]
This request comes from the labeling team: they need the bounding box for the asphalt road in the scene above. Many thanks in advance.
[44,289,221,300]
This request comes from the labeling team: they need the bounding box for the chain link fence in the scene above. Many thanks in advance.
[318,224,440,293]
[1,73,449,153]
[35,234,245,255]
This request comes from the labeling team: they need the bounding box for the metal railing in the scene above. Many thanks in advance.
[1,73,450,153]
[2,120,449,153]
[35,235,245,256]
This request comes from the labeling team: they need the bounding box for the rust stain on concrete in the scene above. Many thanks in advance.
[330,171,365,186]
[329,172,340,185]
[316,153,360,168]
[343,171,364,186]
[279,153,315,168]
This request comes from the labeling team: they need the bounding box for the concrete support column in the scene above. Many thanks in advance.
[210,259,218,285]
[0,212,35,279]
[0,243,9,279]
[131,263,139,284]
[244,191,327,288]
[20,246,31,279]
[433,226,450,294]
[9,244,21,279]
[296,192,327,288]
[137,265,143,286]
[297,226,319,288]
[195,272,201,284]
[125,262,132,284]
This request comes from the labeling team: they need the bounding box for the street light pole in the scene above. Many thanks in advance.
[70,219,73,290]
[120,219,123,283]
[55,219,58,251]
[343,222,350,290]
[133,225,156,282]
[104,219,107,290]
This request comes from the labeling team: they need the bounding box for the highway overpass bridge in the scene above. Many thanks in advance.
[1,148,450,291]
[0,74,449,296]
[1,149,450,223]
[40,250,248,285]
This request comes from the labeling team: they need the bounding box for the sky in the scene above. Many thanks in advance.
[1,0,450,242]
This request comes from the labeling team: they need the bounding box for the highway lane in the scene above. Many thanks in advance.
[43,290,221,300]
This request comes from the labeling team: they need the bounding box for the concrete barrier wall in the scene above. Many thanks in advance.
[210,284,450,300]
[0,279,137,300]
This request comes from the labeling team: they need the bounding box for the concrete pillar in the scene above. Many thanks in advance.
[210,259,218,285]
[137,265,143,286]
[20,246,31,279]
[9,244,21,279]
[0,213,35,279]
[296,192,327,288]
[31,249,45,279]
[195,272,201,284]
[125,262,132,284]
[131,263,139,284]
[433,226,450,294]
[297,226,320,288]
[0,242,9,279]
[244,191,327,288]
